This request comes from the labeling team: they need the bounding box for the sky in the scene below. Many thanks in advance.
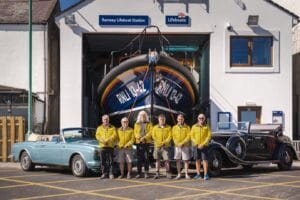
[59,0,81,11]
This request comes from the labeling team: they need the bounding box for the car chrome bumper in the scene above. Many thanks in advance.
[87,161,101,169]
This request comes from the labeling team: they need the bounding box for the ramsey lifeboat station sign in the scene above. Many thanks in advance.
[99,15,149,26]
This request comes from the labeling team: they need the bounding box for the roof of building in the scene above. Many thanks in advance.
[0,0,57,24]
[0,85,28,94]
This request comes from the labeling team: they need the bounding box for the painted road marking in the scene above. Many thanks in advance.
[1,171,299,200]
[0,177,133,200]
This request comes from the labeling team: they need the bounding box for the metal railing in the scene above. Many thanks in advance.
[292,140,300,156]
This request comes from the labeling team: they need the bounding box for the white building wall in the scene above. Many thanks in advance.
[209,0,293,136]
[58,23,83,128]
[0,25,47,100]
[56,0,294,138]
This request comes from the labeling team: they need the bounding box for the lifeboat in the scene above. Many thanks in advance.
[98,52,199,126]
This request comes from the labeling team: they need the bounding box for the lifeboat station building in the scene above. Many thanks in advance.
[54,0,299,139]
[1,0,299,140]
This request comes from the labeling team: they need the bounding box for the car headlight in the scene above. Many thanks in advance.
[235,143,242,155]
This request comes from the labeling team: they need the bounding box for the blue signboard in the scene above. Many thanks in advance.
[99,15,149,26]
[166,15,189,25]
[272,111,283,124]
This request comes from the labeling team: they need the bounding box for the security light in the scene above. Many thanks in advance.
[65,14,77,26]
[247,15,259,26]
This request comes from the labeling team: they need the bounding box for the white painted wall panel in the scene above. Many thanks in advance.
[0,25,46,100]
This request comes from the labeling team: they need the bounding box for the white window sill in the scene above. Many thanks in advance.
[226,66,279,73]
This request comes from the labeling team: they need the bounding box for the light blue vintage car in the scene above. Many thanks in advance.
[11,127,101,177]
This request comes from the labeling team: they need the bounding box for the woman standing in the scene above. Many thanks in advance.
[134,111,153,178]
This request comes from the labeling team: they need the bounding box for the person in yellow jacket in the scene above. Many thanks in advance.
[95,115,117,179]
[172,114,191,180]
[152,114,172,179]
[190,113,212,180]
[117,117,134,179]
[133,110,153,178]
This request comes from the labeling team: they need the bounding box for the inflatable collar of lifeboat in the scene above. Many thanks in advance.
[97,52,199,126]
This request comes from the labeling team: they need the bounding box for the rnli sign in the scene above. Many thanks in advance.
[99,15,149,26]
[166,15,189,25]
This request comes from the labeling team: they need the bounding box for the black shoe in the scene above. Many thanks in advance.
[135,174,141,179]
[153,172,160,179]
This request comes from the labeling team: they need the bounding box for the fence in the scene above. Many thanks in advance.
[0,116,25,162]
[293,140,300,156]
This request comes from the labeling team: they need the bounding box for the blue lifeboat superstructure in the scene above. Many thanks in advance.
[98,52,199,125]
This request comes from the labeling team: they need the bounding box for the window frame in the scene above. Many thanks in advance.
[230,36,273,67]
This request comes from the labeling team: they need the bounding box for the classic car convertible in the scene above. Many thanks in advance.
[11,128,101,177]
[206,122,299,176]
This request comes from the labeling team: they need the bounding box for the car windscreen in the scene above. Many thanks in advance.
[63,128,95,142]
[216,122,250,133]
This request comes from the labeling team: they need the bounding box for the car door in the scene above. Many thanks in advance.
[246,132,272,161]
[35,138,65,165]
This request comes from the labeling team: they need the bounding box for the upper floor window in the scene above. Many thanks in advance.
[230,36,273,67]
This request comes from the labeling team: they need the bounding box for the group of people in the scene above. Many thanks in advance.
[95,111,212,181]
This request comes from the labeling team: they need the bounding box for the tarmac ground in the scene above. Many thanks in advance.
[0,161,300,200]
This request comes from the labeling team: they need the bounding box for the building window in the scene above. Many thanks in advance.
[238,106,261,124]
[230,36,273,67]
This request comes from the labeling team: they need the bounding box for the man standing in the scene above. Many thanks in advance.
[96,115,117,179]
[152,114,172,179]
[172,114,191,180]
[190,113,211,180]
[117,117,134,179]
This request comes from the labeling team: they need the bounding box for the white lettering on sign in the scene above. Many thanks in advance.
[116,90,131,104]
[154,74,183,104]
[169,89,183,104]
[115,80,147,104]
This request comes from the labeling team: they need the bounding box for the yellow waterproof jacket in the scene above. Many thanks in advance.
[95,125,117,148]
[190,124,212,147]
[172,124,190,147]
[134,122,153,144]
[117,127,135,149]
[152,125,172,148]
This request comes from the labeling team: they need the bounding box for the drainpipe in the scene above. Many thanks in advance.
[42,24,48,134]
[26,0,33,140]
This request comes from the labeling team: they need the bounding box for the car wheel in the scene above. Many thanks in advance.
[277,147,293,170]
[226,137,246,159]
[72,155,87,177]
[20,151,35,171]
[208,149,222,176]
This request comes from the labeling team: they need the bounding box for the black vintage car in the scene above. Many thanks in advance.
[207,122,299,176]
